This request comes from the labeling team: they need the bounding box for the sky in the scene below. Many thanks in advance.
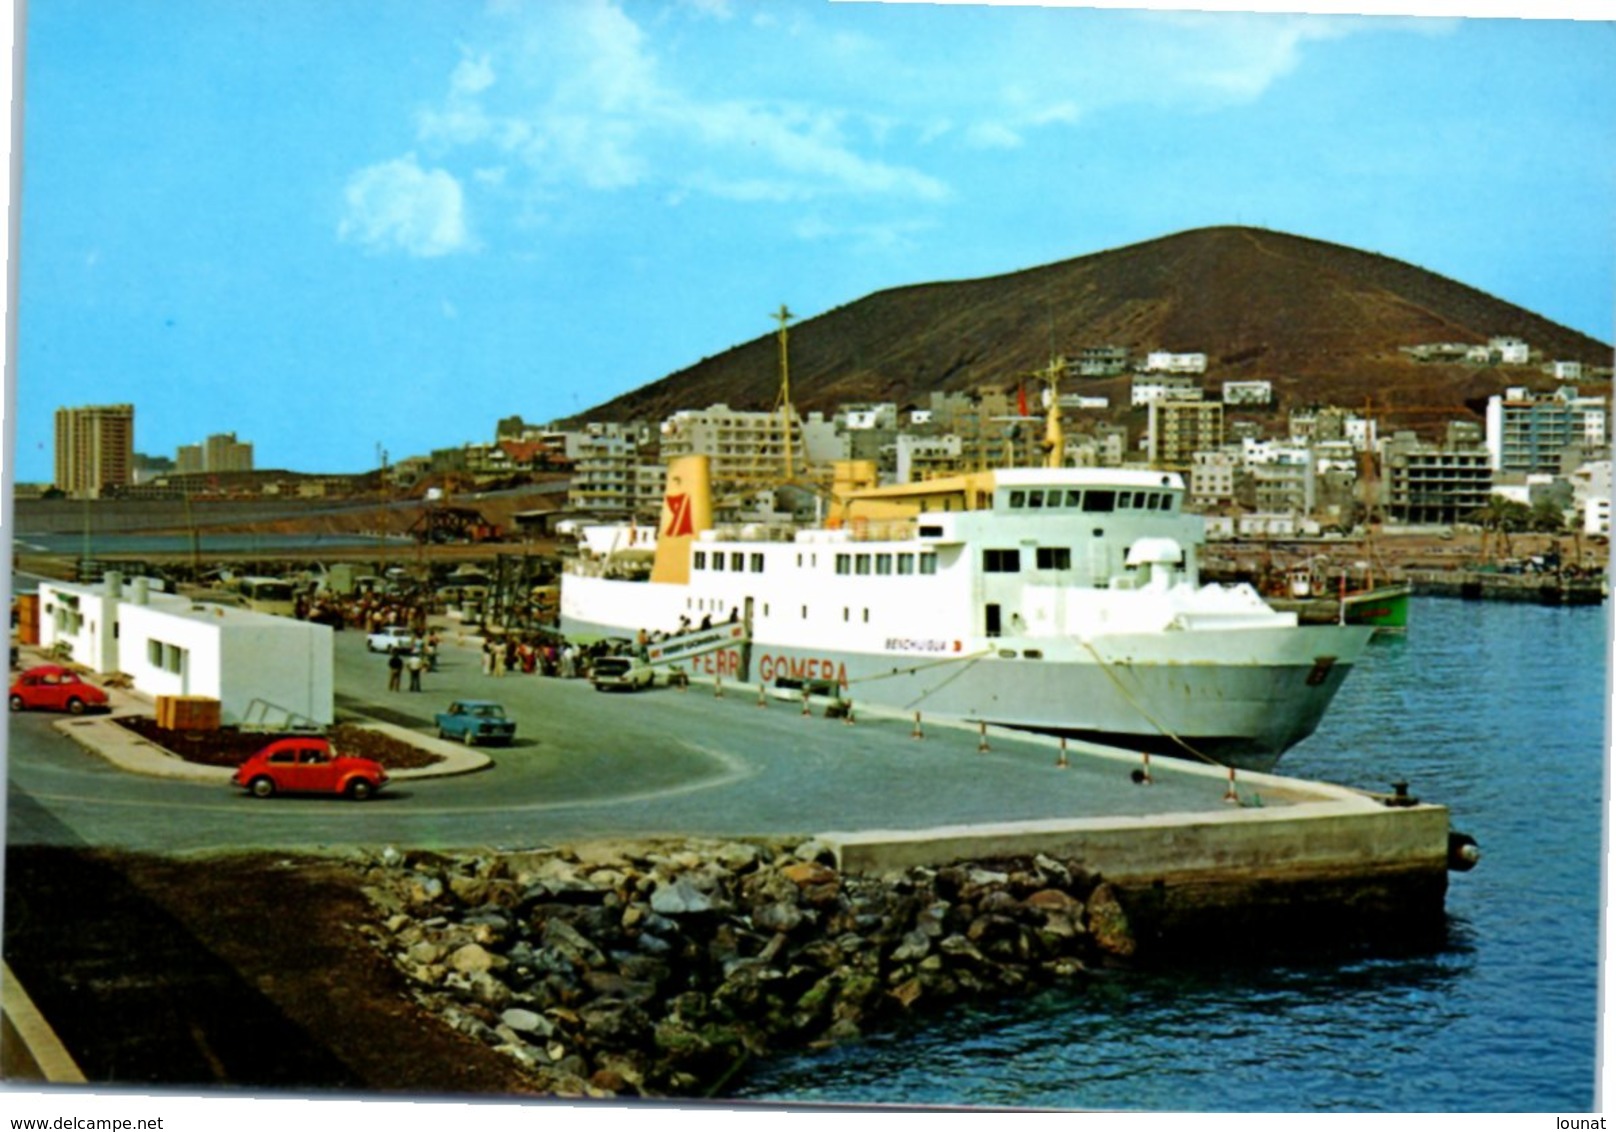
[4,0,1614,483]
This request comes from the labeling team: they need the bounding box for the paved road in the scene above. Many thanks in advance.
[5,624,1305,855]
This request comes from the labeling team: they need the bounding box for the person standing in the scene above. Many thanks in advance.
[407,650,423,692]
[387,649,404,692]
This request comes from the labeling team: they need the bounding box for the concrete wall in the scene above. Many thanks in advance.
[819,798,1450,887]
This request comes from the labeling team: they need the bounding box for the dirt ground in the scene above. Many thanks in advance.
[2,845,545,1097]
[115,718,445,770]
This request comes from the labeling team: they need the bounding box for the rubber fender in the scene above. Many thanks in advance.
[1448,831,1481,872]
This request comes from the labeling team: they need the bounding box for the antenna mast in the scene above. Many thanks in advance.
[773,303,795,480]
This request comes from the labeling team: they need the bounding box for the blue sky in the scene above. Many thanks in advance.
[6,1,1614,481]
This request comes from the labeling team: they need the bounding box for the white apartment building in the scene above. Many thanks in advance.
[567,424,642,513]
[1189,450,1239,509]
[893,433,964,484]
[1131,374,1203,407]
[661,403,807,487]
[37,574,334,727]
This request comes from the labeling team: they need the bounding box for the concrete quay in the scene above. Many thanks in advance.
[28,629,1462,920]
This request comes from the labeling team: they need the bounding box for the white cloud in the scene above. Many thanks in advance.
[338,155,473,258]
[965,121,1024,150]
[393,2,951,217]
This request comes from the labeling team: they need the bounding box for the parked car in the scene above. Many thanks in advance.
[232,736,388,800]
[367,625,416,653]
[9,665,110,714]
[434,700,516,746]
[591,655,655,692]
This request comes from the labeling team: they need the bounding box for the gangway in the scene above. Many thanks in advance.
[644,621,748,670]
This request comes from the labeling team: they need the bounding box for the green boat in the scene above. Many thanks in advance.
[1341,580,1412,632]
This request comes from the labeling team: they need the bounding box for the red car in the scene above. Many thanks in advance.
[232,736,389,801]
[9,665,110,715]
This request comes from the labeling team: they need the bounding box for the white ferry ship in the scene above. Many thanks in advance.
[560,456,1373,771]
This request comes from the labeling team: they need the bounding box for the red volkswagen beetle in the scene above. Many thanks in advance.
[9,665,110,715]
[232,736,389,801]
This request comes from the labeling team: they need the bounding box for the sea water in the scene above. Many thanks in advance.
[736,597,1612,1112]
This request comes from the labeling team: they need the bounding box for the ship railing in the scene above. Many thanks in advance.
[841,518,918,543]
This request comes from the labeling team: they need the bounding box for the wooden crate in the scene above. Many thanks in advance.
[156,695,221,731]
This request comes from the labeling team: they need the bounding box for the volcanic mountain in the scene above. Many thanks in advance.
[574,226,1611,432]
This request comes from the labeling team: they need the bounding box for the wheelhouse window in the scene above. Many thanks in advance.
[983,549,1021,573]
[1065,490,1083,508]
[876,553,893,575]
[1008,490,1026,509]
[1036,547,1072,570]
[897,554,915,575]
[750,553,765,572]
[835,554,851,575]
[1027,490,1045,508]
[1083,490,1116,513]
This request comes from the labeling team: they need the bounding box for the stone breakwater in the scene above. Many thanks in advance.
[356,837,1140,1099]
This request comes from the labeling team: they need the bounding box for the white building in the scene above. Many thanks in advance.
[1489,336,1530,365]
[1189,450,1238,509]
[1569,460,1612,537]
[1131,374,1203,407]
[1221,381,1272,406]
[893,433,964,484]
[36,574,335,727]
[1144,351,1208,375]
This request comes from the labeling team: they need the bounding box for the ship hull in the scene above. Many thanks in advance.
[561,576,1370,771]
[1342,582,1413,631]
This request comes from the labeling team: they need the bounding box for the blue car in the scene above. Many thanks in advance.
[434,700,516,746]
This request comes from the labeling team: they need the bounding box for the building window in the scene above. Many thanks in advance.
[1036,547,1072,570]
[984,549,1021,573]
[148,640,162,666]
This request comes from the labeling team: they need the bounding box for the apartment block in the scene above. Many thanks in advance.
[55,403,134,499]
[1147,399,1223,470]
[1382,432,1493,523]
[660,403,807,488]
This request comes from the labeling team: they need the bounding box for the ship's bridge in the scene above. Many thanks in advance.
[989,468,1185,518]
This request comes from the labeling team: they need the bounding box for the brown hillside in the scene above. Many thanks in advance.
[571,226,1611,431]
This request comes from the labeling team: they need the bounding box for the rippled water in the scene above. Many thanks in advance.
[736,598,1611,1111]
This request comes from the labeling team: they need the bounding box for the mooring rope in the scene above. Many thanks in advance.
[1076,637,1227,768]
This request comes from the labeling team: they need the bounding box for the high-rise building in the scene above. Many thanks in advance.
[203,432,254,473]
[54,403,134,498]
[177,432,254,474]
